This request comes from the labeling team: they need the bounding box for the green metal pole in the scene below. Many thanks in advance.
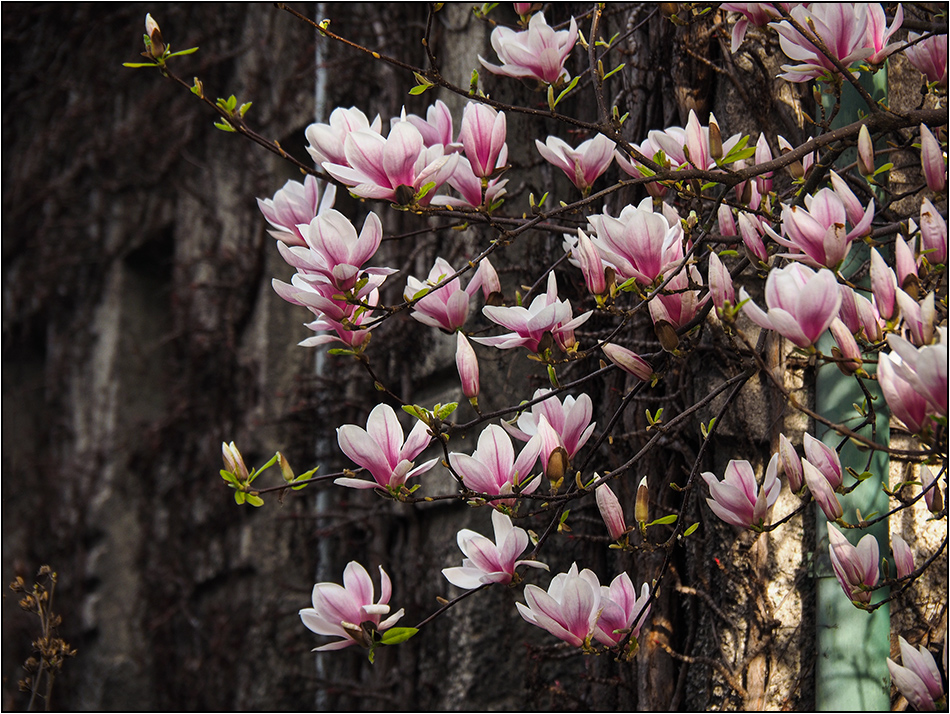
[814,69,891,711]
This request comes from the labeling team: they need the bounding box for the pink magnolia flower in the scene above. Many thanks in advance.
[870,247,898,320]
[778,134,815,179]
[885,330,947,416]
[516,563,602,647]
[596,481,627,541]
[594,574,651,647]
[536,133,614,194]
[277,209,391,292]
[479,12,578,85]
[827,523,879,605]
[573,229,608,296]
[905,32,949,87]
[404,257,489,332]
[896,289,936,346]
[274,275,383,349]
[306,106,382,167]
[448,424,541,507]
[601,343,654,382]
[442,509,548,589]
[587,198,684,286]
[503,389,595,461]
[257,175,336,247]
[335,404,437,491]
[891,534,915,579]
[702,455,781,529]
[738,212,770,264]
[433,156,508,209]
[648,265,709,330]
[888,637,945,712]
[404,99,456,149]
[803,433,843,491]
[754,133,774,194]
[803,459,843,521]
[708,250,736,314]
[300,561,404,651]
[838,285,883,343]
[459,102,508,178]
[778,433,804,494]
[720,3,789,52]
[323,120,459,204]
[640,110,742,172]
[740,263,842,348]
[769,177,874,269]
[771,4,872,82]
[878,350,933,434]
[919,197,948,265]
[456,332,480,402]
[475,272,592,353]
[864,3,904,66]
[919,124,946,193]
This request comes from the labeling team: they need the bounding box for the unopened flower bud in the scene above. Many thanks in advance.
[654,319,680,353]
[596,480,627,541]
[708,113,723,162]
[601,343,653,382]
[277,451,295,482]
[635,476,650,524]
[222,441,249,480]
[145,14,165,59]
[919,123,946,193]
[545,447,569,488]
[456,332,480,404]
[857,125,875,178]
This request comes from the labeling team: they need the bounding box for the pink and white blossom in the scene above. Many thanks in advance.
[648,265,708,330]
[323,120,459,204]
[708,250,736,314]
[503,389,596,461]
[448,424,541,507]
[864,3,904,66]
[601,343,654,382]
[702,456,781,529]
[300,561,404,651]
[892,534,915,579]
[516,563,602,647]
[778,433,804,494]
[905,32,949,87]
[803,459,843,521]
[404,99,457,149]
[740,263,842,348]
[536,133,614,194]
[475,272,592,353]
[803,433,843,491]
[442,509,548,589]
[456,332,480,402]
[888,637,945,712]
[258,174,336,247]
[336,404,437,491]
[720,3,788,52]
[595,481,627,542]
[827,523,879,605]
[885,330,947,416]
[459,102,508,178]
[919,124,946,193]
[479,12,578,85]
[919,197,947,265]
[771,4,872,82]
[587,198,684,286]
[404,257,486,332]
[594,574,651,647]
[878,350,933,434]
[306,106,382,167]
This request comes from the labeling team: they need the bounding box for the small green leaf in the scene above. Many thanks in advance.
[167,46,199,58]
[683,522,700,536]
[327,347,357,356]
[238,102,252,117]
[234,491,246,505]
[603,62,625,80]
[559,509,570,524]
[416,181,436,200]
[435,402,458,420]
[409,84,431,95]
[553,76,579,108]
[380,627,419,645]
[411,288,431,300]
[646,514,677,526]
[214,120,236,132]
[245,493,264,507]
[123,62,159,68]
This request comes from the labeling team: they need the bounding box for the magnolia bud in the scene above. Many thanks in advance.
[654,319,680,353]
[145,14,165,59]
[635,476,650,524]
[708,113,723,162]
[857,125,875,178]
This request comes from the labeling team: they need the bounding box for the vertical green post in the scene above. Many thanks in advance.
[814,70,891,711]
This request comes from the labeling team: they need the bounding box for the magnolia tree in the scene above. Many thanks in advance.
[129,3,946,709]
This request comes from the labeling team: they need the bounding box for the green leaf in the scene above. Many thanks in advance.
[234,491,246,505]
[435,402,458,420]
[214,120,236,132]
[245,493,264,507]
[683,522,700,536]
[409,84,431,95]
[559,509,570,524]
[123,62,159,68]
[410,288,431,300]
[238,102,252,118]
[646,514,677,526]
[380,627,419,645]
[220,469,239,485]
[327,347,356,356]
[416,181,436,200]
[167,46,199,58]
[553,76,579,108]
[603,62,625,81]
